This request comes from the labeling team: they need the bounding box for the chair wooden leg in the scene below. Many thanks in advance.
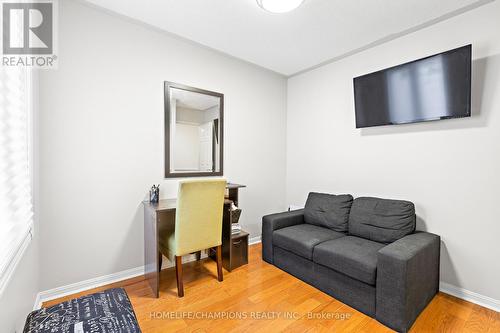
[175,256,184,297]
[216,245,223,282]
[158,252,163,272]
[195,251,201,261]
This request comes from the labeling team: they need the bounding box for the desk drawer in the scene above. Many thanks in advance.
[231,235,248,269]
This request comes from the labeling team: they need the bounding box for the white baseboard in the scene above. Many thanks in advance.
[160,251,209,270]
[34,266,144,310]
[32,293,41,311]
[249,235,261,245]
[33,240,264,311]
[33,250,499,315]
[159,237,261,269]
[439,282,500,312]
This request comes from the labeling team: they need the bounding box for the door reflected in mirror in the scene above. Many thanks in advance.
[165,82,223,178]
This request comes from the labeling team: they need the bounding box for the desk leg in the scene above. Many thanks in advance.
[144,209,159,298]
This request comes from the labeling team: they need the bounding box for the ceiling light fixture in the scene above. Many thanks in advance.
[256,0,305,13]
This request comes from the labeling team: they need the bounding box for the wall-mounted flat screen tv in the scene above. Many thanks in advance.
[353,45,471,128]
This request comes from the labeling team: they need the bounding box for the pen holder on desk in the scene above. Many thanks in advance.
[150,185,160,203]
[231,208,242,224]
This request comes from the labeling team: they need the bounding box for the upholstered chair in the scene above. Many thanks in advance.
[159,179,226,297]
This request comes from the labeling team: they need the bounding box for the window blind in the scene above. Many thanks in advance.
[0,65,34,295]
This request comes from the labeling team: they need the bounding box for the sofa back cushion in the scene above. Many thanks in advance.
[349,197,416,243]
[304,192,353,232]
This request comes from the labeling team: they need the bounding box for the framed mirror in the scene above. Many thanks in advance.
[164,82,223,178]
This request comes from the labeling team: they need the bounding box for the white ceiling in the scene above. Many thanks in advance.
[171,88,219,110]
[85,0,492,76]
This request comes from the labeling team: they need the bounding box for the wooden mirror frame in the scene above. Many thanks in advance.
[164,81,224,178]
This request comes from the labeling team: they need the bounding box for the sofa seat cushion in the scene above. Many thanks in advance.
[273,224,345,260]
[304,192,354,232]
[313,236,385,285]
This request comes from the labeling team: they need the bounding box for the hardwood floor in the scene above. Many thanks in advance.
[43,244,500,332]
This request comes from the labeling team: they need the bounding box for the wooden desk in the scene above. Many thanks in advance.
[143,183,246,298]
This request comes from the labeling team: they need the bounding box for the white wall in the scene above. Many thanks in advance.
[39,0,287,291]
[174,123,200,170]
[203,106,219,123]
[176,107,204,124]
[287,1,500,301]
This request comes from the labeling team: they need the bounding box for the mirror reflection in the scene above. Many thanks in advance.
[166,83,223,177]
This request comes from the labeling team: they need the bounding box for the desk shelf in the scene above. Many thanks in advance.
[222,183,248,270]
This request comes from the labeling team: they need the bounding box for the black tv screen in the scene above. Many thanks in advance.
[353,45,471,128]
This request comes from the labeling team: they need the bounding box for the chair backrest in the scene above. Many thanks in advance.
[174,179,227,256]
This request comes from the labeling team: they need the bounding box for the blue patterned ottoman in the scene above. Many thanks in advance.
[23,288,141,333]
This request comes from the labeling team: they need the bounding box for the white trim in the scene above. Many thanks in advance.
[0,230,33,297]
[32,292,41,311]
[31,245,499,314]
[288,0,495,77]
[246,235,499,312]
[158,240,262,269]
[34,266,144,310]
[0,66,35,298]
[176,120,202,126]
[34,250,241,309]
[439,282,500,312]
[76,0,286,78]
[249,235,261,245]
[33,240,263,310]
[160,252,208,270]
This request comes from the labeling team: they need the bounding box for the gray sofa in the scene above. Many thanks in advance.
[262,192,440,332]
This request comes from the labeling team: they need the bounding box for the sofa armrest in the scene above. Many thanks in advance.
[261,209,305,264]
[376,232,440,333]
